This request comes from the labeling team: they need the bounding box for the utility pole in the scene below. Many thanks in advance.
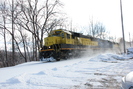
[12,0,15,65]
[120,0,126,53]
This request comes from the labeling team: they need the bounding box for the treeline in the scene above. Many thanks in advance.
[0,0,65,67]
[0,50,32,67]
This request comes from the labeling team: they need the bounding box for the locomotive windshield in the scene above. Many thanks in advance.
[50,31,62,37]
[49,30,71,38]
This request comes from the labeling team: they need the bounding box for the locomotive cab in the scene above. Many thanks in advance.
[44,29,74,46]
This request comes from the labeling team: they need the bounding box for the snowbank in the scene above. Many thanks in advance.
[89,53,132,62]
[0,52,133,89]
[127,48,133,54]
[127,47,133,58]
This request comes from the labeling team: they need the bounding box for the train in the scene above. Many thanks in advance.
[39,29,119,62]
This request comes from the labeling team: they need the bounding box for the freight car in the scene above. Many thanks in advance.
[39,29,119,62]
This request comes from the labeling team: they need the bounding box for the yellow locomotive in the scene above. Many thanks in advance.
[39,29,118,61]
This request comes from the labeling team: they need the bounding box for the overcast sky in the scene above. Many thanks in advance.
[62,0,133,41]
[0,0,133,42]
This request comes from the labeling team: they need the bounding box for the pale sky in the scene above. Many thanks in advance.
[62,0,133,41]
[0,0,133,42]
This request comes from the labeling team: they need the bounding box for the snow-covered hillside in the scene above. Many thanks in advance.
[0,53,133,89]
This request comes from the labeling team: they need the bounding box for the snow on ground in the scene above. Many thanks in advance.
[0,53,133,89]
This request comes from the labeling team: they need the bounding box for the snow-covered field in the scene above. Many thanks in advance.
[0,52,133,89]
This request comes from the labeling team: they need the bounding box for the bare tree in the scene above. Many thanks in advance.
[0,0,65,67]
[88,19,107,39]
[108,36,117,42]
[0,1,31,66]
[89,19,95,37]
[14,0,64,61]
[0,1,9,67]
[15,26,31,62]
